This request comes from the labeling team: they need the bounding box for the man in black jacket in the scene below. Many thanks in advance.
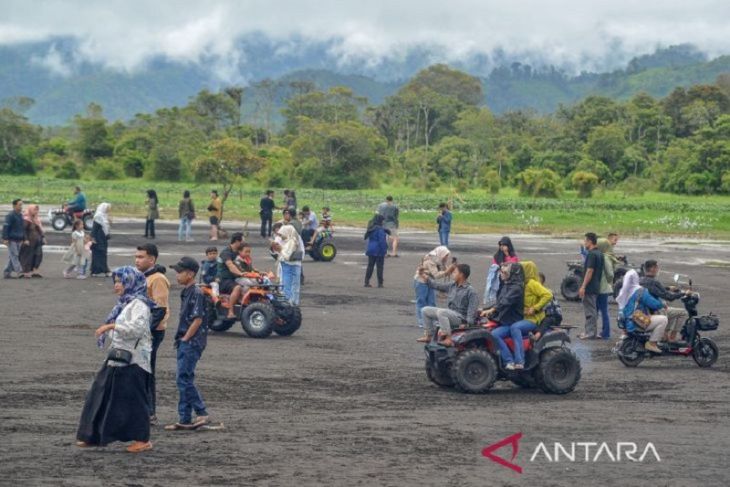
[640,260,687,343]
[2,199,26,278]
[259,190,275,238]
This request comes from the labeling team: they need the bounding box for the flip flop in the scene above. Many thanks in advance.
[126,441,153,453]
[164,422,196,431]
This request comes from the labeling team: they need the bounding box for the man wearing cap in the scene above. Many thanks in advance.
[166,256,210,430]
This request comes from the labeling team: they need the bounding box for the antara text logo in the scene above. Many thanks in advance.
[482,432,661,474]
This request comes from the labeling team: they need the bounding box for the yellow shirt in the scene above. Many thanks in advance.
[209,198,222,219]
[146,272,170,330]
[524,280,553,324]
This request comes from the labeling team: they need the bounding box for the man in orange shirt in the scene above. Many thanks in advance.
[135,243,170,425]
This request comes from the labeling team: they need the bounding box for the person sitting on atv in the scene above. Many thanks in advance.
[321,207,333,227]
[234,242,260,294]
[480,263,525,370]
[200,247,218,285]
[535,272,563,340]
[490,262,553,369]
[216,232,247,319]
[417,263,479,347]
[66,186,87,215]
[307,216,333,248]
[300,206,318,244]
[621,284,668,353]
[640,259,687,344]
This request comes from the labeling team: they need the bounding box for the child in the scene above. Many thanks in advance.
[234,243,258,292]
[308,216,333,247]
[80,234,92,278]
[62,220,86,279]
[200,247,218,285]
[166,257,210,431]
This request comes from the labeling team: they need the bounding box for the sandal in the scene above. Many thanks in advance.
[76,441,95,448]
[164,422,196,431]
[192,416,210,428]
[31,273,43,278]
[126,441,153,453]
[416,335,432,343]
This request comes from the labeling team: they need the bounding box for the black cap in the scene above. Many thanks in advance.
[171,256,199,274]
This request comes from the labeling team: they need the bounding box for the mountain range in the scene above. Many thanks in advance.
[1,38,728,126]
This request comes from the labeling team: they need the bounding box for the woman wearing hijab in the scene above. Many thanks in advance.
[76,266,155,453]
[481,263,525,370]
[483,236,519,305]
[414,245,454,330]
[596,239,617,338]
[91,203,112,277]
[19,204,45,277]
[278,224,304,305]
[616,268,641,331]
[364,214,390,288]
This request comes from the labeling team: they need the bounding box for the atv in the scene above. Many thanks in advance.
[307,229,337,262]
[424,320,581,394]
[48,204,94,231]
[199,272,302,338]
[560,256,637,302]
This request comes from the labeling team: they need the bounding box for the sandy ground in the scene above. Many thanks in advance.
[1,218,729,486]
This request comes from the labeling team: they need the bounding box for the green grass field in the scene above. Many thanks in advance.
[3,175,730,238]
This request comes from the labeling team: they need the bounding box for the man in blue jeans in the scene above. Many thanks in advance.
[166,257,210,431]
[436,202,452,246]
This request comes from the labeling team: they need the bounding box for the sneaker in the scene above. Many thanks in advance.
[505,363,516,370]
[514,364,524,370]
[76,274,87,280]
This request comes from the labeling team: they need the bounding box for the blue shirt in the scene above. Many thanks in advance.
[200,260,218,285]
[437,210,452,232]
[366,227,388,257]
[176,284,207,349]
[69,192,87,210]
[622,287,663,332]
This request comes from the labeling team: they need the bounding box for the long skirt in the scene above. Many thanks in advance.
[91,246,109,275]
[19,242,43,272]
[76,364,151,445]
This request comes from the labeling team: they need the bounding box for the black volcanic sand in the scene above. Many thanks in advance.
[1,220,729,486]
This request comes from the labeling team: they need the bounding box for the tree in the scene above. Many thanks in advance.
[194,137,263,220]
[572,171,599,198]
[516,168,563,198]
[0,108,40,174]
[151,144,182,181]
[585,124,628,179]
[282,86,366,134]
[73,104,113,165]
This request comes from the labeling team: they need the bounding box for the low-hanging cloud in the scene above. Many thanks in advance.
[1,0,729,80]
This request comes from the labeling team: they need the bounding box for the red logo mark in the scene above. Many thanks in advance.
[482,432,523,474]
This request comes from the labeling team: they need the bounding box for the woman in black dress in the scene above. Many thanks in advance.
[19,204,45,277]
[90,203,111,277]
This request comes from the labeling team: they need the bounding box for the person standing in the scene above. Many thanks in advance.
[166,257,211,431]
[259,190,276,238]
[578,232,604,340]
[277,225,304,305]
[20,203,45,278]
[134,243,169,425]
[596,239,616,339]
[286,190,297,213]
[144,190,159,239]
[483,236,519,306]
[178,190,195,242]
[207,190,222,241]
[414,246,454,328]
[436,202,452,246]
[363,214,389,288]
[90,203,112,277]
[377,196,400,257]
[76,266,155,453]
[2,198,26,279]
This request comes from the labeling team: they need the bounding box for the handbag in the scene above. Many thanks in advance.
[631,289,652,330]
[289,249,303,262]
[107,347,133,364]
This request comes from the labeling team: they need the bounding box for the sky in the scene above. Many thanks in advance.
[1,0,729,78]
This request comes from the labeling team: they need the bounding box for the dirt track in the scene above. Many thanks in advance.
[1,219,729,486]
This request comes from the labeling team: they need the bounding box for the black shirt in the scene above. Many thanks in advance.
[176,285,207,349]
[260,197,275,215]
[217,247,238,281]
[583,248,604,295]
[640,276,682,302]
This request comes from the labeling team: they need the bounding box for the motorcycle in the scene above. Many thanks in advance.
[613,275,719,368]
[560,255,637,302]
[48,203,94,231]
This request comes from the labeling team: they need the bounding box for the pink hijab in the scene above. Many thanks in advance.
[23,204,43,232]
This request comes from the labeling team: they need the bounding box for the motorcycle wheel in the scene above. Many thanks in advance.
[692,337,718,368]
[560,274,581,302]
[534,348,581,394]
[617,338,645,367]
[51,215,67,231]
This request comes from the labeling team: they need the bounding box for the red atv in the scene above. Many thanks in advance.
[424,320,581,394]
[200,271,302,338]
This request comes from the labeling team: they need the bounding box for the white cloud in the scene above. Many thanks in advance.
[1,0,729,77]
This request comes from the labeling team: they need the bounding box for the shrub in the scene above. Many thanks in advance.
[151,145,182,181]
[93,158,123,180]
[516,168,563,198]
[55,160,80,180]
[572,171,599,198]
[721,171,730,193]
[483,169,501,195]
[618,176,649,196]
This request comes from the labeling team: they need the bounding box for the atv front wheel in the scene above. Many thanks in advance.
[82,214,94,231]
[425,360,454,388]
[560,275,581,302]
[275,306,302,336]
[51,215,67,231]
[450,349,497,393]
[240,301,275,338]
[535,348,581,394]
[692,337,718,368]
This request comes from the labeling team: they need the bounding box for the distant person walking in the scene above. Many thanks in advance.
[207,190,222,241]
[364,214,390,288]
[578,232,604,340]
[596,239,616,339]
[377,196,400,257]
[436,202,452,246]
[259,190,276,238]
[76,266,155,453]
[2,198,26,279]
[90,203,112,277]
[19,203,45,277]
[144,190,159,239]
[178,190,195,242]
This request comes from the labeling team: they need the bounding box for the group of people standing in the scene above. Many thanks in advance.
[2,199,45,278]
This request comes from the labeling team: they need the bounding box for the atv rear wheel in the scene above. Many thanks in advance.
[535,348,581,394]
[616,338,645,367]
[450,349,497,393]
[692,337,718,368]
[82,214,94,231]
[425,360,454,388]
[206,299,235,332]
[275,306,302,336]
[240,301,275,338]
[560,275,581,302]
